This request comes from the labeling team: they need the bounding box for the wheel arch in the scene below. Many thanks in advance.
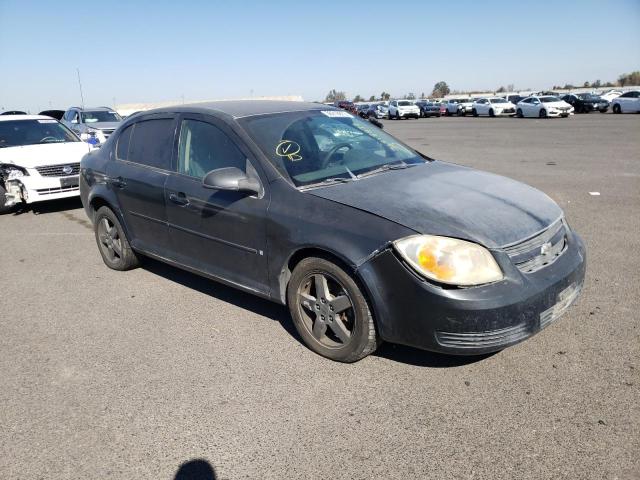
[87,191,132,242]
[278,245,383,334]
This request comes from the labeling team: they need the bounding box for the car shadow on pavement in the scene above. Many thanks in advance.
[11,197,83,215]
[142,257,495,368]
[174,459,216,480]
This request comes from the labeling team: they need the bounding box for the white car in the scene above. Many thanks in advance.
[471,97,517,117]
[599,90,622,102]
[388,100,421,119]
[611,91,640,113]
[516,96,574,118]
[0,115,92,213]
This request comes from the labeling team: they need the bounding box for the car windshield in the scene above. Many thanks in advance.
[81,110,122,123]
[0,119,79,147]
[398,101,413,106]
[540,96,561,103]
[239,110,425,187]
[490,98,508,103]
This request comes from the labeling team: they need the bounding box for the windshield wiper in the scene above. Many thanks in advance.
[357,161,417,179]
[299,177,354,190]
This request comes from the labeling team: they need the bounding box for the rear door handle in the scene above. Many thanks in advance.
[107,176,126,188]
[169,192,189,206]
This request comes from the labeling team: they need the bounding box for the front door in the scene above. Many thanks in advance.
[164,115,269,295]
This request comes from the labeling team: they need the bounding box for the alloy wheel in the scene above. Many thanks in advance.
[97,216,124,262]
[297,273,355,348]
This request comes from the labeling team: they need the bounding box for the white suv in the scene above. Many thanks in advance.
[388,100,421,119]
[0,115,91,212]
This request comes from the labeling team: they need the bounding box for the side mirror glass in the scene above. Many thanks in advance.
[202,167,260,194]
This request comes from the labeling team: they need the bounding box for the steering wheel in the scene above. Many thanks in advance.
[320,142,353,169]
[39,136,58,143]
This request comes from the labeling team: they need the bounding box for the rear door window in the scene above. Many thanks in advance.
[127,118,175,170]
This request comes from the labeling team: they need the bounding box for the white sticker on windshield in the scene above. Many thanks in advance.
[321,110,353,118]
[37,119,57,123]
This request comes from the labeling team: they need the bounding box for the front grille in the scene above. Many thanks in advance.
[504,219,568,273]
[436,323,530,349]
[35,186,79,195]
[35,163,80,177]
[502,108,515,113]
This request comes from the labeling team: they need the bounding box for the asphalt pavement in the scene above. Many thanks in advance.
[1,113,638,479]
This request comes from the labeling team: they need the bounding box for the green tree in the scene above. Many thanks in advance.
[353,94,364,103]
[368,95,376,102]
[406,92,416,100]
[592,79,602,88]
[496,86,506,93]
[325,89,346,103]
[431,81,450,98]
[563,83,575,89]
[583,81,590,88]
[420,92,425,99]
[380,91,391,101]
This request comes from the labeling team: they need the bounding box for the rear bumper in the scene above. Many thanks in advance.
[357,232,586,355]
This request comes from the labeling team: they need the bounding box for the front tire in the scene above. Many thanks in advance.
[93,206,139,271]
[489,108,495,117]
[0,184,14,215]
[539,108,547,118]
[613,104,621,114]
[287,257,379,363]
[516,108,523,118]
[472,108,478,117]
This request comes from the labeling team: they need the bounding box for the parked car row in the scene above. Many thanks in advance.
[346,90,640,120]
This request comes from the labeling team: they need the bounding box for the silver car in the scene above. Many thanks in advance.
[60,106,122,146]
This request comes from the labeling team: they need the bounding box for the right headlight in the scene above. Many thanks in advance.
[393,235,503,286]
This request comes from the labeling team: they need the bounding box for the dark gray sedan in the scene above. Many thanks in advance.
[80,101,586,362]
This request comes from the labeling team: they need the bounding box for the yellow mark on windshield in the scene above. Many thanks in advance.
[276,140,302,161]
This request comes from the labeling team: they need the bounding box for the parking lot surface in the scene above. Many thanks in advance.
[1,114,638,479]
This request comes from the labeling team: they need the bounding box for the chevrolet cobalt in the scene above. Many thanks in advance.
[80,101,586,362]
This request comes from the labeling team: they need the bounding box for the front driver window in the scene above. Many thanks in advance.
[178,119,246,178]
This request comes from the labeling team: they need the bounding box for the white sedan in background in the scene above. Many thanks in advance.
[611,91,640,113]
[0,115,91,213]
[516,96,574,118]
[472,97,517,117]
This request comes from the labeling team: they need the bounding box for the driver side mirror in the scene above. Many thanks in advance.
[202,167,261,195]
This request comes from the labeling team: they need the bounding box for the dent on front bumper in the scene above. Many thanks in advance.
[4,175,80,205]
[357,232,586,355]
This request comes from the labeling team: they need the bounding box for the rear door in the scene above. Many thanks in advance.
[164,114,270,295]
[106,114,177,256]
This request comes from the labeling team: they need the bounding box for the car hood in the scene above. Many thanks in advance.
[0,142,91,168]
[86,121,121,130]
[308,161,562,249]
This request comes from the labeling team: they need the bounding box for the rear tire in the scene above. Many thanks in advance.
[613,104,621,114]
[0,184,14,215]
[287,257,379,363]
[93,206,139,271]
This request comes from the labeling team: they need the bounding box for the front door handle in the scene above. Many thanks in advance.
[169,192,189,206]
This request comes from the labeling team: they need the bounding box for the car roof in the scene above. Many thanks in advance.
[0,114,56,122]
[140,100,335,119]
[67,106,115,111]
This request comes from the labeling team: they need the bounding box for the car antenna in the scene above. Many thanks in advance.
[76,68,85,109]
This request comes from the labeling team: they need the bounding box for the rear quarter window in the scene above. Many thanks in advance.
[116,124,133,160]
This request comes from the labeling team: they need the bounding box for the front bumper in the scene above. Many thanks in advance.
[357,232,586,355]
[398,111,420,118]
[4,175,80,205]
